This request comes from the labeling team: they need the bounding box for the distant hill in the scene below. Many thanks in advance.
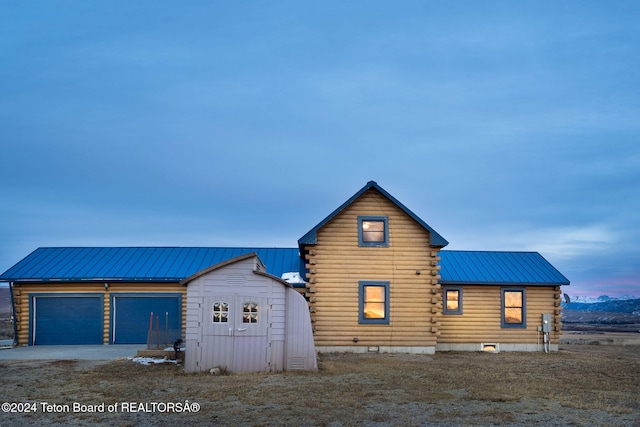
[565,298,640,314]
[563,297,640,332]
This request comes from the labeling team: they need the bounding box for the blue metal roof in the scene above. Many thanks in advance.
[0,247,304,283]
[0,247,568,287]
[299,181,449,248]
[439,251,570,286]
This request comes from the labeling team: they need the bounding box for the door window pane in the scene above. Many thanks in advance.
[242,302,259,323]
[212,301,229,323]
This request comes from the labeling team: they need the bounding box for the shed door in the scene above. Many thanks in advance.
[201,296,268,372]
[112,295,181,344]
[32,295,103,345]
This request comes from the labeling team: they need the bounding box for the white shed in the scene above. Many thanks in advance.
[182,253,317,373]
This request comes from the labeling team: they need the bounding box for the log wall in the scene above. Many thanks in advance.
[438,285,563,345]
[303,189,442,348]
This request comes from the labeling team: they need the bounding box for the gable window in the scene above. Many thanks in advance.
[212,301,229,323]
[443,287,463,315]
[501,288,526,328]
[359,281,390,324]
[358,216,389,247]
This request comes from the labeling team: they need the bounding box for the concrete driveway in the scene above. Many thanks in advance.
[0,344,146,360]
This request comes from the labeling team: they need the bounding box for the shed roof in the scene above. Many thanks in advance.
[298,181,449,248]
[439,250,570,286]
[1,247,568,287]
[0,247,303,283]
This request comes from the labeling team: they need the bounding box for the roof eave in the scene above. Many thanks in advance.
[440,280,570,287]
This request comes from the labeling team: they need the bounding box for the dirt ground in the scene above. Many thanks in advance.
[0,343,638,427]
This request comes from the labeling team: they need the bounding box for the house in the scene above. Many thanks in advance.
[182,252,316,373]
[298,181,569,353]
[0,181,569,353]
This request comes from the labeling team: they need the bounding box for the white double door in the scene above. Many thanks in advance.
[199,295,269,372]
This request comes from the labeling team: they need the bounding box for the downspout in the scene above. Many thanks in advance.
[8,282,18,346]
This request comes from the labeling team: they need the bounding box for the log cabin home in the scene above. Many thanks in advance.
[298,181,568,353]
[0,181,569,353]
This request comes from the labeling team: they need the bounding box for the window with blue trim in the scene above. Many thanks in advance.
[359,281,390,324]
[358,216,389,247]
[501,288,526,328]
[443,287,463,315]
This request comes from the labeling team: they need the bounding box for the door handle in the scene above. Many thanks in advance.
[228,328,233,337]
[237,328,247,332]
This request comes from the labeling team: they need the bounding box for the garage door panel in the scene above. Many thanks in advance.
[33,295,103,345]
[112,295,181,344]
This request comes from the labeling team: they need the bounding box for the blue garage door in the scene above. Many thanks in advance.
[112,294,181,344]
[32,295,103,345]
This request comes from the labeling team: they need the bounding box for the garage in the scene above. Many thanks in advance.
[110,293,182,345]
[31,294,104,345]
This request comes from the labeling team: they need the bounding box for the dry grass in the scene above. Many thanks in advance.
[0,345,639,426]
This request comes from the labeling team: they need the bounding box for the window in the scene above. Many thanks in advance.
[242,302,259,323]
[358,216,389,247]
[501,288,526,328]
[443,287,463,315]
[212,301,229,323]
[359,281,390,324]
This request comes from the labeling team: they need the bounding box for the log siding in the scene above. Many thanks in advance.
[303,189,442,350]
[438,285,562,348]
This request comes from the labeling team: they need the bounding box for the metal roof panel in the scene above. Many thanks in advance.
[0,247,303,283]
[439,250,569,286]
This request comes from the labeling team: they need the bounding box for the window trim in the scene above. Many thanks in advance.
[501,288,526,328]
[359,281,390,324]
[443,286,463,315]
[358,216,389,247]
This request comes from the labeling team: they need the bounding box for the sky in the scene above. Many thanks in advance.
[1,1,639,297]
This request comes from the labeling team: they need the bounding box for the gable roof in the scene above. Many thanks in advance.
[179,252,293,288]
[298,181,448,247]
[0,247,303,283]
[439,250,570,286]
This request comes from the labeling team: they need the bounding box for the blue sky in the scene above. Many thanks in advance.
[1,1,639,297]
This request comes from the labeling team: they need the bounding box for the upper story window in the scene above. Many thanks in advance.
[443,287,463,315]
[501,288,526,328]
[358,216,389,247]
